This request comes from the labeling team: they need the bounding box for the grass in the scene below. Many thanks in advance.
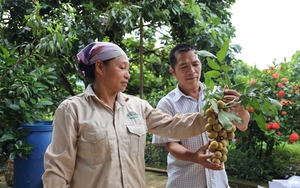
[273,142,300,178]
[228,176,268,188]
[226,141,300,182]
[145,141,300,185]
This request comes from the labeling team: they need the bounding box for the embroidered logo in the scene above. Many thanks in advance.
[126,111,139,119]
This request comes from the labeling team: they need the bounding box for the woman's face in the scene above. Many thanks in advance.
[101,55,130,92]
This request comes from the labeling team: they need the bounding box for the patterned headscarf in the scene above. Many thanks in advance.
[76,42,127,65]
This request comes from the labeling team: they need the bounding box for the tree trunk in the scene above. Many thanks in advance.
[4,159,14,186]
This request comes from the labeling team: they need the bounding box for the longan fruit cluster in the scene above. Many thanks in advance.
[205,100,236,166]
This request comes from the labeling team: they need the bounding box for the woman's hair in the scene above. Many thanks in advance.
[78,59,113,81]
[169,43,198,69]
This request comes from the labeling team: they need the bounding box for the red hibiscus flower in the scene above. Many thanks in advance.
[248,107,254,113]
[271,122,280,130]
[281,77,288,83]
[248,79,256,85]
[289,133,299,143]
[266,123,272,131]
[278,90,285,98]
[272,73,279,79]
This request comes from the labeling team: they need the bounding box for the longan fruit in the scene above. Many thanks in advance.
[208,116,217,125]
[227,132,235,139]
[216,142,223,150]
[206,108,215,117]
[205,123,213,132]
[213,123,223,132]
[222,131,228,138]
[220,139,229,147]
[208,145,216,153]
[223,107,230,112]
[220,147,228,155]
[210,140,219,149]
[218,129,226,137]
[212,158,221,164]
[226,125,236,133]
[214,151,222,159]
[208,131,218,139]
[230,125,237,132]
[217,100,225,109]
[221,154,227,162]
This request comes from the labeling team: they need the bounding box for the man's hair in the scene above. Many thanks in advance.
[169,43,198,69]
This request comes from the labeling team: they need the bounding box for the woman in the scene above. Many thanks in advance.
[42,42,247,188]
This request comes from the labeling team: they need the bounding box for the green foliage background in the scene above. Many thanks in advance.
[0,0,299,183]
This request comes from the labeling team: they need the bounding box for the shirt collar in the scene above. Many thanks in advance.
[83,84,128,106]
[173,82,206,102]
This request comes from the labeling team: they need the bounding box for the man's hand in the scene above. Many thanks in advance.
[193,141,223,170]
[223,89,249,131]
[166,141,223,170]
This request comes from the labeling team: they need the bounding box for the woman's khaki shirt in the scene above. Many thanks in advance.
[42,84,206,188]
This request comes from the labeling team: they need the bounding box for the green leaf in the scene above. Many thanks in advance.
[194,50,217,58]
[4,98,12,106]
[220,110,243,123]
[250,98,261,111]
[246,83,259,94]
[231,83,246,92]
[19,99,26,108]
[9,104,20,110]
[0,46,9,58]
[217,39,230,63]
[210,99,219,114]
[254,112,266,132]
[218,111,233,130]
[204,74,215,93]
[261,98,277,116]
[207,58,220,70]
[205,70,221,79]
[9,152,16,160]
[225,74,231,88]
[208,91,224,100]
[0,134,15,142]
[220,65,231,73]
[268,97,282,110]
[40,101,53,106]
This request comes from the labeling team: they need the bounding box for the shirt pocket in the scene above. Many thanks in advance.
[126,124,147,156]
[79,127,111,165]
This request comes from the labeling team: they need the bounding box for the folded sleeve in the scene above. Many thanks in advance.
[42,102,78,188]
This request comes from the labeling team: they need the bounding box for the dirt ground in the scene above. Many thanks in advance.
[0,172,166,188]
[0,174,11,188]
[0,171,268,188]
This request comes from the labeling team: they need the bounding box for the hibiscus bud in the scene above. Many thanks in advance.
[277,131,282,135]
[278,90,285,98]
[248,107,254,113]
[289,133,299,143]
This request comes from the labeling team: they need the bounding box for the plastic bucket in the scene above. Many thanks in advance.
[13,120,53,188]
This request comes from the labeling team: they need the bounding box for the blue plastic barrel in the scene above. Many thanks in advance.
[13,120,53,188]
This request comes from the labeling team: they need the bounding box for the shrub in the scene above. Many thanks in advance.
[226,51,300,182]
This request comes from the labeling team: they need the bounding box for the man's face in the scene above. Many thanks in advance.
[170,50,201,91]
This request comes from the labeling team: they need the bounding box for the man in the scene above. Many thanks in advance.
[152,43,249,188]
